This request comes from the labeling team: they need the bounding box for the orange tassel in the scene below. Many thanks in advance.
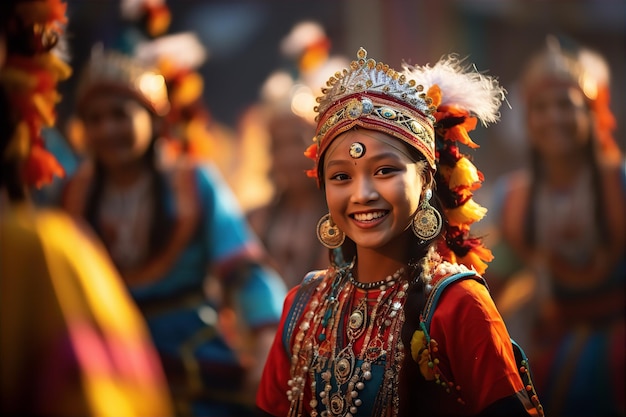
[24,144,65,188]
[145,4,171,37]
[305,168,318,179]
[304,143,318,160]
[458,245,494,275]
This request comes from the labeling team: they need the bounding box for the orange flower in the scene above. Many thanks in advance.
[145,4,171,37]
[46,0,69,24]
[458,245,494,275]
[436,241,457,265]
[24,144,65,188]
[426,84,442,108]
[1,0,71,188]
[434,106,479,148]
[304,143,318,160]
[172,72,204,107]
[305,168,318,179]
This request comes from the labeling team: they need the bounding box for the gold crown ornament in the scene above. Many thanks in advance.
[311,47,437,173]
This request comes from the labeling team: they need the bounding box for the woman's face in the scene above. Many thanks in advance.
[526,83,592,159]
[81,91,154,170]
[323,129,425,253]
[268,113,315,192]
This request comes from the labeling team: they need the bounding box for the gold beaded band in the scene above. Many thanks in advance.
[315,94,435,169]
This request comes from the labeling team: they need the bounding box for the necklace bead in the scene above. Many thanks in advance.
[349,267,404,290]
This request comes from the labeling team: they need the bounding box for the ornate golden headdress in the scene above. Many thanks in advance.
[75,46,170,117]
[309,47,436,172]
[0,0,72,188]
[306,47,506,274]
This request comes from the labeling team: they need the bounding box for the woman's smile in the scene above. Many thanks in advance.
[351,210,389,227]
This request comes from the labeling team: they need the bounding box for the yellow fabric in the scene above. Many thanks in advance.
[1,202,173,417]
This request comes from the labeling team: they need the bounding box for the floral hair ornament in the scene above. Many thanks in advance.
[0,0,72,188]
[306,47,505,274]
[405,54,505,275]
[134,32,214,161]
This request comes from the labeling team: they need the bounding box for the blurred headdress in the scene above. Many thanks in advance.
[75,46,169,117]
[120,0,171,38]
[134,32,217,160]
[521,35,621,162]
[306,47,506,274]
[0,0,72,188]
[262,21,349,123]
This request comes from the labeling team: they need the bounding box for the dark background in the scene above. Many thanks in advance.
[57,0,626,217]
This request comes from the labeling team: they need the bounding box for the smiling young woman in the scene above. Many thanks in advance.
[255,47,544,417]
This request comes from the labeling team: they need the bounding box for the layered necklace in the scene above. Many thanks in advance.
[287,264,411,417]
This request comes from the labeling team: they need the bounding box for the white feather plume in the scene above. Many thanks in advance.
[403,55,506,126]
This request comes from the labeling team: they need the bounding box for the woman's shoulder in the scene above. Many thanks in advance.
[420,262,488,312]
[288,268,333,295]
[428,261,483,288]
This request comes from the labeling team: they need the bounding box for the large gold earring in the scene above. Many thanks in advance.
[412,189,442,242]
[317,213,345,249]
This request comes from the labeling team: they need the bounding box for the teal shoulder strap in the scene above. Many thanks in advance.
[282,270,326,356]
[422,271,484,330]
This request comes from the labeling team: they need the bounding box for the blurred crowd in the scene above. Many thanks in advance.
[1,1,623,417]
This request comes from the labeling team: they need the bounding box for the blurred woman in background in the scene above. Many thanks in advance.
[247,109,329,288]
[488,35,625,417]
[61,47,286,416]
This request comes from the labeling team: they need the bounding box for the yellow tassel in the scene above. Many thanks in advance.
[446,199,487,226]
[37,53,73,80]
[449,157,480,189]
[31,93,56,126]
[410,330,436,381]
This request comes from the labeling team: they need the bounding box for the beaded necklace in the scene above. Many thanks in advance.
[348,267,404,291]
[287,264,413,417]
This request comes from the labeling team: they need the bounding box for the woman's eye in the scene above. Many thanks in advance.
[376,167,398,175]
[330,173,350,181]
